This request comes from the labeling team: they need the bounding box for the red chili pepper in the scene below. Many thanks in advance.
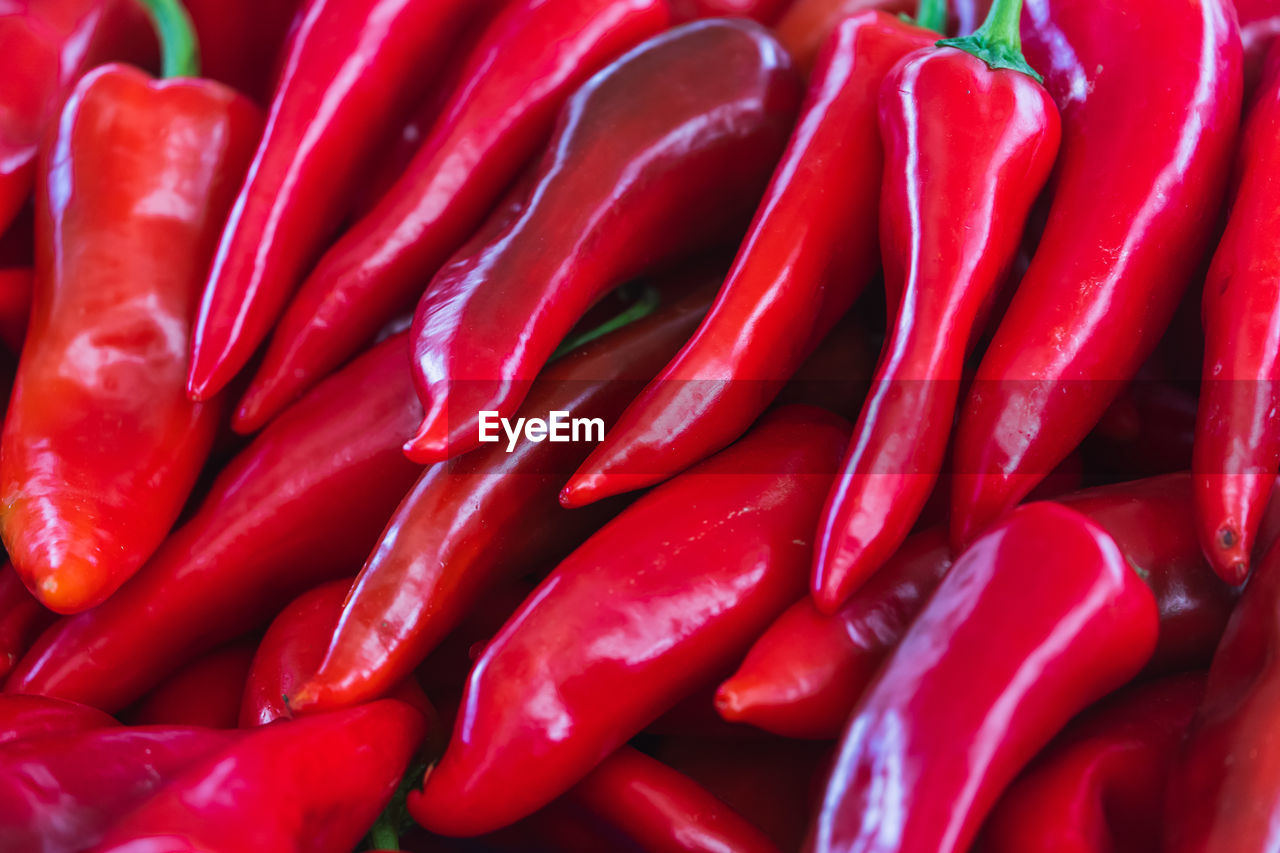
[949,0,1243,550]
[0,11,263,613]
[182,0,303,103]
[808,0,1061,612]
[1164,536,1280,850]
[669,0,795,22]
[127,639,257,729]
[0,565,53,681]
[408,406,848,836]
[1085,377,1198,479]
[560,11,936,509]
[0,268,31,352]
[233,0,672,432]
[1195,39,1280,585]
[5,331,423,712]
[289,272,719,715]
[88,700,424,853]
[983,673,1205,853]
[808,502,1159,853]
[404,20,802,464]
[1239,0,1280,93]
[0,694,116,745]
[774,0,922,76]
[0,724,241,853]
[0,0,154,237]
[185,0,503,402]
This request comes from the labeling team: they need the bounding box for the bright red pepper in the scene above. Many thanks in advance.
[5,332,423,712]
[560,11,936,510]
[404,20,802,464]
[0,565,53,681]
[1194,38,1280,585]
[774,0,915,77]
[182,0,303,103]
[88,700,424,853]
[127,639,257,729]
[0,694,116,745]
[809,0,1061,612]
[808,502,1159,853]
[1,40,263,613]
[290,272,719,715]
[669,0,796,22]
[0,725,240,853]
[949,0,1243,550]
[233,0,672,432]
[185,0,503,402]
[983,673,1205,853]
[408,406,848,836]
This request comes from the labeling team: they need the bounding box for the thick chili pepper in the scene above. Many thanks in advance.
[1194,39,1280,585]
[404,19,801,464]
[775,0,915,76]
[949,0,1243,550]
[88,700,424,853]
[808,502,1158,853]
[182,0,303,103]
[1164,536,1280,850]
[408,406,848,836]
[0,0,154,237]
[670,0,795,22]
[1,9,263,614]
[234,0,672,432]
[185,0,502,402]
[809,0,1061,612]
[0,724,241,853]
[0,694,116,745]
[560,11,936,509]
[5,332,423,712]
[127,639,257,729]
[570,746,781,853]
[289,273,717,716]
[0,268,31,352]
[983,673,1205,853]
[0,565,52,680]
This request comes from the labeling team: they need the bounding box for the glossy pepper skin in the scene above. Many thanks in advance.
[1164,536,1280,850]
[0,694,116,746]
[405,19,802,463]
[409,406,849,836]
[186,0,502,401]
[289,273,719,715]
[234,0,672,432]
[561,12,935,509]
[0,724,240,853]
[0,565,53,680]
[89,700,425,853]
[0,64,262,614]
[811,12,1061,612]
[808,502,1159,853]
[949,0,1243,550]
[983,673,1205,853]
[1194,39,1280,585]
[128,640,257,729]
[5,333,423,712]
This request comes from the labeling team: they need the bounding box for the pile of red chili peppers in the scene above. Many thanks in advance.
[0,0,1278,848]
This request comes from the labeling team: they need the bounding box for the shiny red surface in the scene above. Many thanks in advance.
[0,693,116,746]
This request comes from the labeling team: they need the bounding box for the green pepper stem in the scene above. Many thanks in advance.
[915,0,947,33]
[936,0,1041,82]
[549,285,662,363]
[135,0,200,78]
[364,816,400,852]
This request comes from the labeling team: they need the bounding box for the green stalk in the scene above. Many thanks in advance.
[548,285,662,363]
[915,0,947,34]
[135,0,200,78]
[937,0,1041,82]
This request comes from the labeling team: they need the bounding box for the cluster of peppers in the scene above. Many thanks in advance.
[1,0,1280,849]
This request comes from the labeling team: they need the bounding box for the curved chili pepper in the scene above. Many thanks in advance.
[809,0,1061,611]
[1,39,263,613]
[1194,39,1280,585]
[408,405,848,836]
[0,268,31,353]
[808,502,1158,853]
[234,0,672,432]
[0,694,116,746]
[89,700,424,853]
[404,19,802,464]
[949,0,1243,550]
[670,0,795,22]
[290,272,718,715]
[5,332,423,712]
[127,639,257,729]
[775,0,915,76]
[0,724,241,853]
[185,0,503,402]
[0,566,52,681]
[182,0,302,103]
[1164,536,1280,850]
[569,746,781,853]
[983,673,1205,853]
[560,11,935,509]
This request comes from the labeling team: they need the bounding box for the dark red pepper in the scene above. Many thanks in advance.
[0,268,31,352]
[127,639,257,729]
[0,565,53,681]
